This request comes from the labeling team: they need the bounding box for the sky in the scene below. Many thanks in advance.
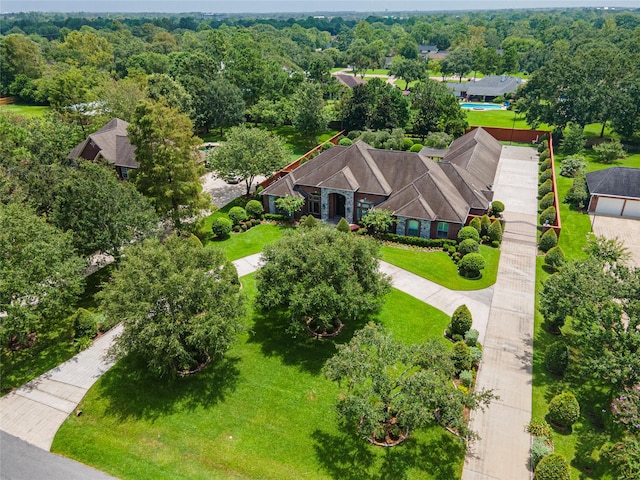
[2,0,639,14]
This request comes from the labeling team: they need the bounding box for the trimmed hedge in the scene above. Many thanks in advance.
[459,253,485,278]
[491,200,505,216]
[451,341,472,373]
[548,392,580,428]
[245,200,264,219]
[539,228,558,252]
[540,206,557,226]
[488,220,502,244]
[211,217,233,238]
[539,168,553,185]
[458,226,480,243]
[263,213,290,222]
[534,454,570,480]
[540,191,555,211]
[538,179,553,197]
[228,206,248,225]
[459,238,480,256]
[469,217,482,234]
[539,158,551,172]
[544,246,565,269]
[380,233,456,249]
[450,304,473,337]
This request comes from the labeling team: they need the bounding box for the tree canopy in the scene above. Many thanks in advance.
[0,202,85,348]
[324,322,495,444]
[255,226,391,336]
[206,125,289,196]
[98,235,245,376]
[128,101,209,229]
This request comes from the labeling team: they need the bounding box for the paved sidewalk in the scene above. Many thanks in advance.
[379,262,493,344]
[463,146,539,480]
[0,325,122,451]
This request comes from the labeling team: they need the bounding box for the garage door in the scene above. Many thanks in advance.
[596,197,624,216]
[622,199,640,218]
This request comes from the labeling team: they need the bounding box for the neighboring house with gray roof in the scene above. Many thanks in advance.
[261,128,501,239]
[68,118,138,180]
[586,167,640,218]
[447,75,522,102]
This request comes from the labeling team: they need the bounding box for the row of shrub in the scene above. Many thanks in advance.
[443,305,483,390]
[380,233,456,249]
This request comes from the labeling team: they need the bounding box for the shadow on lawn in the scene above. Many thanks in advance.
[247,308,372,375]
[96,354,241,421]
[312,427,464,480]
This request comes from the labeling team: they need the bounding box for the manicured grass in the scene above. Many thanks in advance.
[208,224,291,261]
[363,69,390,75]
[379,244,500,290]
[53,274,465,479]
[466,109,541,130]
[0,104,50,117]
[0,265,115,394]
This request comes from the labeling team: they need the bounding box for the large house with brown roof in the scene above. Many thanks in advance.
[68,118,138,180]
[261,128,502,240]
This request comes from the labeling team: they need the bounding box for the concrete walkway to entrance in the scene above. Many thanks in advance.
[463,145,539,480]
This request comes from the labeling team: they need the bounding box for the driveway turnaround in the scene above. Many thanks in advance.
[379,262,493,343]
[0,324,122,451]
[463,145,539,480]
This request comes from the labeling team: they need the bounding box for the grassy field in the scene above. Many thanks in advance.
[379,244,500,290]
[52,274,465,480]
[0,104,50,117]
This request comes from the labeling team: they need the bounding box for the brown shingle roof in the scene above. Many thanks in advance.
[262,128,501,224]
[68,118,138,169]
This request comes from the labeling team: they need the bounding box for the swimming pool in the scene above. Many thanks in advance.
[460,103,506,110]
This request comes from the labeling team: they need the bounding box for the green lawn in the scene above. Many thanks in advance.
[0,104,50,117]
[379,244,500,290]
[466,109,542,130]
[0,265,114,394]
[53,274,464,480]
[208,224,290,261]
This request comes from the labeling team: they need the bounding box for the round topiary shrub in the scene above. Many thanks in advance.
[491,200,505,216]
[465,328,479,347]
[459,238,480,256]
[537,140,548,153]
[72,308,98,339]
[336,217,351,233]
[539,158,551,172]
[548,392,580,429]
[540,206,557,226]
[539,228,558,252]
[402,138,414,150]
[540,192,555,211]
[245,200,264,219]
[538,179,553,198]
[544,246,565,270]
[451,341,472,373]
[458,226,480,243]
[228,206,248,225]
[450,304,473,337]
[534,453,570,480]
[469,216,482,234]
[347,130,361,140]
[339,137,353,146]
[531,437,554,470]
[211,217,233,238]
[539,168,553,185]
[488,220,502,244]
[409,143,424,152]
[459,253,485,278]
[545,341,569,375]
[299,215,318,229]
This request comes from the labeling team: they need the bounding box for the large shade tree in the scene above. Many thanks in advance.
[128,101,209,230]
[411,80,469,139]
[206,125,289,196]
[324,322,495,445]
[98,235,245,376]
[0,202,85,348]
[50,161,158,260]
[255,226,391,336]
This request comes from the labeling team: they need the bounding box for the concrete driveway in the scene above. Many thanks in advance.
[590,214,640,267]
[200,172,266,208]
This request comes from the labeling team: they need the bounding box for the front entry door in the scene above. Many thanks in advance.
[335,194,346,218]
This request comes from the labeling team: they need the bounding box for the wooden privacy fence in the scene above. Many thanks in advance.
[0,97,16,105]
